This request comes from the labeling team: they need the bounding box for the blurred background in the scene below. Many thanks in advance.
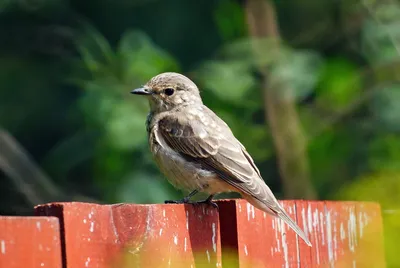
[0,0,399,265]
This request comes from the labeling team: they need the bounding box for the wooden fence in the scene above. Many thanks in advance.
[0,199,385,267]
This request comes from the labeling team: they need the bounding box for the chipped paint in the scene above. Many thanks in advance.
[307,205,313,233]
[173,235,178,245]
[184,237,187,252]
[319,211,325,245]
[85,257,90,267]
[326,210,333,264]
[159,228,163,236]
[340,222,346,240]
[212,223,217,252]
[186,211,189,230]
[281,219,289,268]
[348,208,357,252]
[83,219,87,224]
[244,244,248,256]
[206,250,211,263]
[89,222,94,233]
[1,240,5,254]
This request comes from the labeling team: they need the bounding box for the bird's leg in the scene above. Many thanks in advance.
[164,190,199,204]
[194,194,218,209]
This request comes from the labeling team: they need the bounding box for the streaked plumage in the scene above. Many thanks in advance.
[131,72,312,246]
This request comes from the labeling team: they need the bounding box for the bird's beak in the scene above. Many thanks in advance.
[130,87,153,95]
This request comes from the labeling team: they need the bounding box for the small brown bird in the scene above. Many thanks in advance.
[131,72,311,246]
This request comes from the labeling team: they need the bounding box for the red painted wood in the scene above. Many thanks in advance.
[218,199,385,268]
[35,202,221,268]
[354,202,385,268]
[0,216,62,268]
[295,200,328,267]
[217,199,301,268]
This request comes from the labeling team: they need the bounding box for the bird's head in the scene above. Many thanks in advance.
[131,72,202,113]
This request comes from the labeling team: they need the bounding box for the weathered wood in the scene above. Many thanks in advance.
[0,216,62,268]
[217,199,385,268]
[35,202,221,268]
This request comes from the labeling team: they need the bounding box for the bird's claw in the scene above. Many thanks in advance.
[193,199,219,210]
[164,198,189,204]
[164,198,218,210]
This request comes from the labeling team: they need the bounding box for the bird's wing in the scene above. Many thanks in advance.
[157,107,279,210]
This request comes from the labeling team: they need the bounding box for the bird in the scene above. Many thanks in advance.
[131,72,312,246]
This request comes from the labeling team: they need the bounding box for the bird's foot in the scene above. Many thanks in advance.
[194,199,219,209]
[164,197,189,204]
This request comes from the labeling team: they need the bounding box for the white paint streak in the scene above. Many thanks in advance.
[244,245,248,256]
[320,212,325,245]
[301,208,308,239]
[163,209,166,217]
[1,240,5,254]
[340,222,346,241]
[212,223,217,252]
[359,212,364,238]
[85,257,90,267]
[333,217,337,260]
[206,250,211,263]
[174,235,178,245]
[159,228,163,236]
[326,210,333,264]
[281,219,289,268]
[89,222,94,233]
[246,203,251,221]
[83,219,87,224]
[184,237,187,252]
[307,206,313,233]
[36,221,41,231]
[348,208,357,252]
[186,211,189,230]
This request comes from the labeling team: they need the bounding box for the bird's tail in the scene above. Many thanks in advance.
[243,193,312,247]
[274,205,312,247]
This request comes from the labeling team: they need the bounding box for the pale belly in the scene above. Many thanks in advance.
[152,145,234,195]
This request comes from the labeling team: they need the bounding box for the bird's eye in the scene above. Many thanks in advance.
[164,88,175,96]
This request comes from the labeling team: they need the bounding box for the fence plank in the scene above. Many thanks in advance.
[295,201,328,268]
[217,199,302,268]
[218,199,385,268]
[0,216,62,268]
[35,202,221,268]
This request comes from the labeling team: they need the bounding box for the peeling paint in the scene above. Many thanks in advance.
[186,211,189,230]
[281,219,289,268]
[184,237,187,252]
[212,223,217,252]
[326,210,333,264]
[206,250,211,263]
[89,222,94,233]
[340,222,346,241]
[307,205,313,233]
[1,240,5,254]
[348,208,357,253]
